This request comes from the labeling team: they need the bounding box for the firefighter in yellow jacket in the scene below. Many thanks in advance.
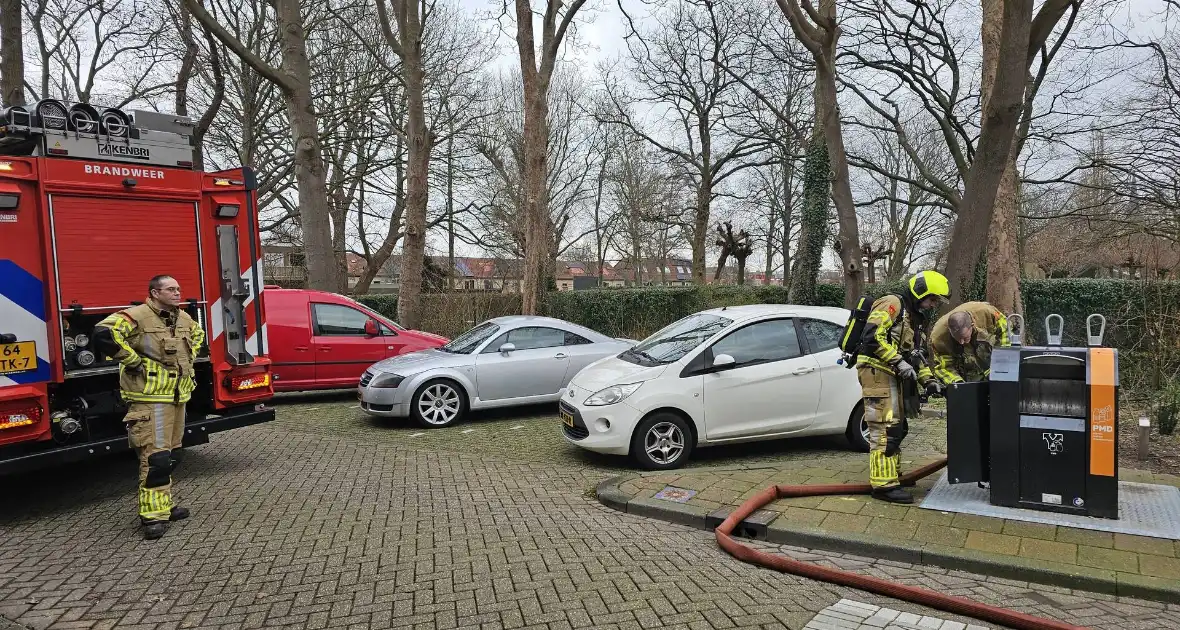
[929,302,1010,385]
[857,270,950,504]
[94,275,205,540]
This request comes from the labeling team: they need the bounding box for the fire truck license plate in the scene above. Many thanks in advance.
[0,341,36,375]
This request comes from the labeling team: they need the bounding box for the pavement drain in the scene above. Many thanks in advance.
[804,599,990,630]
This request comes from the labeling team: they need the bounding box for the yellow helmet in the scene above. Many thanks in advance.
[909,270,950,302]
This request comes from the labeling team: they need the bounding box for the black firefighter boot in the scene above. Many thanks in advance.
[170,506,190,521]
[143,520,167,540]
[871,486,915,505]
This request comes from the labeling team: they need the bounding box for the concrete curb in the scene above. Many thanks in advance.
[595,474,1180,605]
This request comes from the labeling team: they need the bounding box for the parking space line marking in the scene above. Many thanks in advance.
[410,432,424,437]
[462,429,475,434]
[510,425,524,429]
[349,405,360,409]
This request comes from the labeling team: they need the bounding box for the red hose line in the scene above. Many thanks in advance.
[714,457,1090,630]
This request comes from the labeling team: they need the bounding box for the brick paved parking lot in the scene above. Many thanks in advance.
[2,394,1179,629]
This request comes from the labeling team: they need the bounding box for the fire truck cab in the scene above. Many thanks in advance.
[0,98,276,475]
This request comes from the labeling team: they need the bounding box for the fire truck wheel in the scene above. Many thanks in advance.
[410,379,468,428]
[845,401,910,453]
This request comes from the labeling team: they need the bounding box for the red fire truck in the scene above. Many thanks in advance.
[0,98,275,475]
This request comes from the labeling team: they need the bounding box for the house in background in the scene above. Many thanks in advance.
[555,261,626,290]
[611,258,695,287]
[262,245,306,287]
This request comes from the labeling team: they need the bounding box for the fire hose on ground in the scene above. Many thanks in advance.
[714,457,1090,630]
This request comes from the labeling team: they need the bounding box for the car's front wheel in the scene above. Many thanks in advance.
[411,379,467,428]
[631,412,694,470]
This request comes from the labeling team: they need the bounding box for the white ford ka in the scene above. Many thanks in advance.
[559,304,870,469]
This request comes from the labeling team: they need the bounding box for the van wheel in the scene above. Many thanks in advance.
[411,379,467,428]
[631,412,693,470]
[846,401,909,452]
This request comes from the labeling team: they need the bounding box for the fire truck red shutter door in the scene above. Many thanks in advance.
[50,195,203,309]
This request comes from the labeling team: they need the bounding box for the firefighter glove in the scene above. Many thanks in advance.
[893,360,917,382]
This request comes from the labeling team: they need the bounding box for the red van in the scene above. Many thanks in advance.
[263,287,448,392]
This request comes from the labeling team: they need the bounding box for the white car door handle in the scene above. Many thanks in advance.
[792,367,815,375]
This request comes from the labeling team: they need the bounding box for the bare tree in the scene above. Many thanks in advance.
[720,0,812,288]
[505,0,590,313]
[167,0,224,169]
[369,0,432,328]
[192,0,294,237]
[610,135,671,286]
[585,121,621,285]
[773,0,864,307]
[713,221,754,284]
[465,68,599,263]
[187,0,341,291]
[841,0,1081,311]
[23,0,174,106]
[0,0,22,104]
[606,0,769,284]
[851,120,954,280]
[943,0,1079,305]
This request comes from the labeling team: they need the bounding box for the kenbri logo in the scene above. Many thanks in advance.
[83,164,166,179]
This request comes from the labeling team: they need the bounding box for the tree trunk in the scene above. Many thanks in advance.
[0,0,23,105]
[593,149,609,287]
[174,0,197,118]
[192,28,224,171]
[782,156,793,290]
[171,4,222,171]
[813,15,862,308]
[763,229,774,286]
[981,0,1025,315]
[944,0,1033,306]
[446,118,455,292]
[736,255,747,285]
[329,177,349,293]
[274,0,338,291]
[519,84,550,314]
[692,181,710,284]
[985,158,1023,313]
[789,132,829,305]
[397,23,431,329]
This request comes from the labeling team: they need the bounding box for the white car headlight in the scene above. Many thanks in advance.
[584,382,642,406]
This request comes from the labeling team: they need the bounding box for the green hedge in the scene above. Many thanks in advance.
[357,279,1180,394]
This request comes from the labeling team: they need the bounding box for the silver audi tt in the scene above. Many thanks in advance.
[357,315,636,427]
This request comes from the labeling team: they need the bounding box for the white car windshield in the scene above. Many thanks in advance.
[621,313,732,365]
[440,321,500,354]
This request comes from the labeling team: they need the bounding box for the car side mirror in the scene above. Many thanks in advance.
[364,319,379,337]
[499,342,516,354]
[711,353,736,371]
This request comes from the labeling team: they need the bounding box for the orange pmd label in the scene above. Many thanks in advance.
[1089,348,1117,477]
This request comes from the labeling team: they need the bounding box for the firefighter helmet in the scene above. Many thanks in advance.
[908,270,950,303]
